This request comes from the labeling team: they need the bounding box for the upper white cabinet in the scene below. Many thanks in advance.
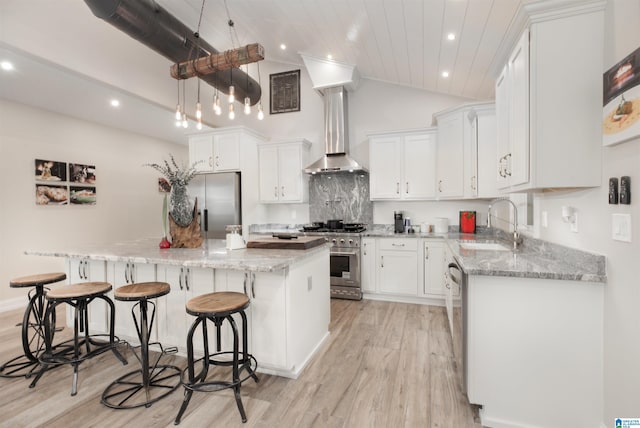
[258,140,310,203]
[495,3,604,191]
[369,128,437,201]
[189,127,264,173]
[467,104,499,199]
[435,111,465,198]
[433,102,499,199]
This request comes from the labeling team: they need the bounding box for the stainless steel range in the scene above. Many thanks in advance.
[302,223,365,301]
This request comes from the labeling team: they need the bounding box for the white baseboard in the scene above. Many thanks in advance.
[0,297,26,313]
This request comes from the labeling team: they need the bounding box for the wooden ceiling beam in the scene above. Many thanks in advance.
[170,43,264,80]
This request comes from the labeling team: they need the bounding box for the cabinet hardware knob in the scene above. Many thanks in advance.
[243,272,248,295]
[179,267,184,290]
[396,182,400,194]
[185,268,190,291]
[438,180,443,192]
[406,182,409,194]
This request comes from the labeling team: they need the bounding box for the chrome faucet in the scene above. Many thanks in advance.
[487,197,523,250]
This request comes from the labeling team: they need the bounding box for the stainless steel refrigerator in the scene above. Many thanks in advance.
[188,172,242,239]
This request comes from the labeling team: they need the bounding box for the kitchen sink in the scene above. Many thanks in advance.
[459,242,511,251]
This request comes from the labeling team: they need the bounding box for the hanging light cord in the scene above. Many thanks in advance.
[224,0,240,50]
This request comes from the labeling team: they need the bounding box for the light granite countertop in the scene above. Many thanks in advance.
[250,223,607,283]
[26,238,331,273]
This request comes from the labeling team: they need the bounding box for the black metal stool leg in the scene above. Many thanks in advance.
[174,316,202,425]
[227,315,247,423]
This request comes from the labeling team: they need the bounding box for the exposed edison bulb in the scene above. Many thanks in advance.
[196,118,203,130]
[244,97,251,115]
[175,104,181,120]
[196,102,202,119]
[228,85,235,103]
[228,103,235,120]
[214,95,222,115]
[257,103,264,120]
[175,120,181,127]
[182,112,188,128]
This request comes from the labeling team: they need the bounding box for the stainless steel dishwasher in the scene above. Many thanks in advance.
[446,260,468,395]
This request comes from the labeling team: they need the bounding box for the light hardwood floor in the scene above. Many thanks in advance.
[0,299,481,428]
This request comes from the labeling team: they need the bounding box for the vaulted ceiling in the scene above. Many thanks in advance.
[158,0,523,100]
[0,0,528,144]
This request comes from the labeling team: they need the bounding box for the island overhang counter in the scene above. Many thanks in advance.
[26,238,331,379]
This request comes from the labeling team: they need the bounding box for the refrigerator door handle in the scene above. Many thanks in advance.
[203,209,208,232]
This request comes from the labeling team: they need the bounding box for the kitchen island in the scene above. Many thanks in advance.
[27,238,331,379]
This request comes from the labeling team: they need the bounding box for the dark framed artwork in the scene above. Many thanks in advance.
[69,163,96,184]
[603,45,640,146]
[70,186,96,205]
[35,184,68,205]
[270,69,300,114]
[35,159,67,182]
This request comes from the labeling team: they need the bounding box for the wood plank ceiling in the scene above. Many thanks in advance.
[158,0,524,101]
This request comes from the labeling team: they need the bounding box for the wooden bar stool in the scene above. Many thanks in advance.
[29,282,127,395]
[175,291,259,425]
[101,282,181,409]
[0,272,66,378]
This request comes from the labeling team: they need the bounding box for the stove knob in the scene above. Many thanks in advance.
[332,238,337,244]
[348,239,354,245]
[340,239,345,245]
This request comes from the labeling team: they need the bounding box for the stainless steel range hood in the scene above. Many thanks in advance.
[304,86,366,174]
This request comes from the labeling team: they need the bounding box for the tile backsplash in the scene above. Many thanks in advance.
[309,172,373,225]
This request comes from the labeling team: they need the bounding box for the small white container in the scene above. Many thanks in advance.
[434,217,449,234]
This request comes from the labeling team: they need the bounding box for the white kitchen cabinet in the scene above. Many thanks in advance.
[369,128,437,201]
[66,258,107,332]
[376,238,418,296]
[157,266,215,353]
[258,140,310,203]
[189,127,264,173]
[435,111,464,199]
[361,237,376,294]
[108,261,156,343]
[495,4,604,191]
[421,240,445,298]
[466,104,499,199]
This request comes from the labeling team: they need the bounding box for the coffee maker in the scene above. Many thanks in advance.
[394,211,404,234]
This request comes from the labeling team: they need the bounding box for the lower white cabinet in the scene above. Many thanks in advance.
[361,237,376,294]
[376,239,418,296]
[157,266,215,353]
[421,240,445,298]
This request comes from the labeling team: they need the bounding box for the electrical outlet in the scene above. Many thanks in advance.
[612,213,632,242]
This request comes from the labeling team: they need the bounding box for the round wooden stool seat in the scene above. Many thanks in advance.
[186,292,249,317]
[46,282,112,300]
[114,282,170,301]
[10,272,66,288]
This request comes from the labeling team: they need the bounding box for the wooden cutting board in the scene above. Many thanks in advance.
[246,236,326,250]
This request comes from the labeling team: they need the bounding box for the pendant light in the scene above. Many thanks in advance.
[256,61,264,120]
[175,79,182,126]
[181,80,188,128]
[196,78,203,129]
[243,64,251,115]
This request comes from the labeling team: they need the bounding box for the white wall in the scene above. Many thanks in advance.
[0,100,187,303]
[532,1,640,423]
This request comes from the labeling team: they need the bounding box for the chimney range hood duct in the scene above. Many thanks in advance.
[84,0,261,104]
[304,86,366,174]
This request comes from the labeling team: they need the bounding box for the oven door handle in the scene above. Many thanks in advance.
[332,250,358,256]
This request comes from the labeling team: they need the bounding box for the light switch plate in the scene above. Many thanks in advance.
[612,213,632,242]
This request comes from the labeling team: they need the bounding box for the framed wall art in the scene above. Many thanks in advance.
[603,45,640,146]
[270,69,300,114]
[34,158,97,206]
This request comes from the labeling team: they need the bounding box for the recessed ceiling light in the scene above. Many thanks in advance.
[327,54,333,60]
[110,99,120,107]
[1,61,14,71]
[447,33,456,41]
[280,44,286,50]
[441,71,450,78]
